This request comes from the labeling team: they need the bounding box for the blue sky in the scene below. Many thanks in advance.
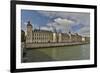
[21,10,90,37]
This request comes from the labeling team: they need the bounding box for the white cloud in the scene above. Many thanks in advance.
[23,22,27,25]
[54,18,74,25]
[40,26,53,31]
[77,26,90,37]
[45,18,75,33]
[21,22,27,31]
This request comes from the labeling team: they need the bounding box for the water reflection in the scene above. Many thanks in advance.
[22,44,90,63]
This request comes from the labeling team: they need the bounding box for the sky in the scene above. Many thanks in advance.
[21,10,90,37]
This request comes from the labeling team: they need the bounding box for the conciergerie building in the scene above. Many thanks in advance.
[25,21,87,44]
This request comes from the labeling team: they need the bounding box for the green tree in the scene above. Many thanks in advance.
[21,30,26,42]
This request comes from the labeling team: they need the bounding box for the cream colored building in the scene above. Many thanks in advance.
[32,30,53,43]
[26,21,83,43]
[61,33,70,43]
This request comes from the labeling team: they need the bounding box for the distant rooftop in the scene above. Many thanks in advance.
[33,29,53,33]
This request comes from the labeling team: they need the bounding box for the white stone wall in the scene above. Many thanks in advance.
[26,26,33,43]
[53,33,57,42]
[58,33,62,42]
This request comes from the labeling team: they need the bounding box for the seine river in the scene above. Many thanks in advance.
[22,44,90,62]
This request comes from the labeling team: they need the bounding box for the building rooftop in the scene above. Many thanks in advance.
[33,29,53,33]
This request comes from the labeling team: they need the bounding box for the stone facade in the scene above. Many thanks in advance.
[32,30,53,43]
[26,21,33,43]
[26,21,84,43]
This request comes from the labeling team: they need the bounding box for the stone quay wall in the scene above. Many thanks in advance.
[22,42,89,49]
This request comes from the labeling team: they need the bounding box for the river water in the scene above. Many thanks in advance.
[22,44,90,62]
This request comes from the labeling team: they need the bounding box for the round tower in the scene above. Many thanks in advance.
[26,21,33,43]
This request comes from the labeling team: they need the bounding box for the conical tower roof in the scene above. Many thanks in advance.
[27,21,32,27]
